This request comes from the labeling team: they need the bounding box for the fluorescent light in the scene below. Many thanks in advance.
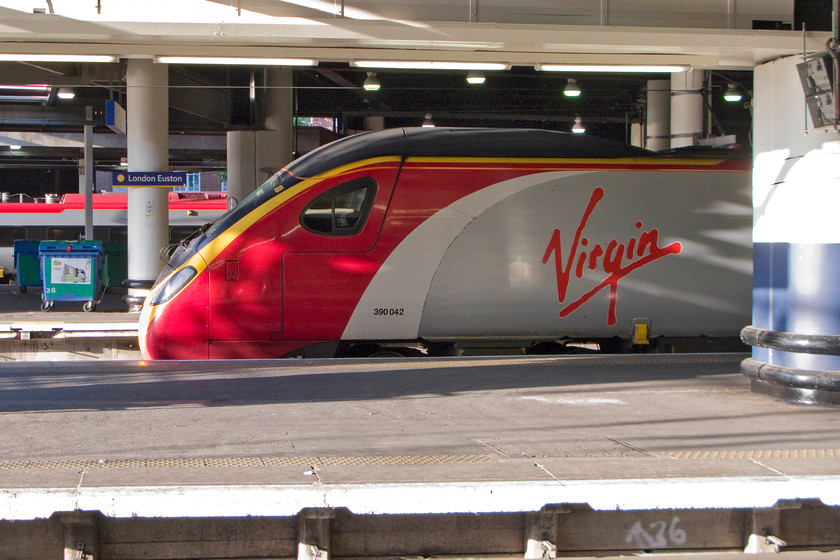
[466,71,486,85]
[56,87,75,99]
[352,60,510,71]
[537,64,688,73]
[0,54,117,63]
[571,116,585,134]
[0,86,50,92]
[0,85,50,102]
[363,72,381,91]
[155,56,317,66]
[724,83,743,102]
[563,78,581,97]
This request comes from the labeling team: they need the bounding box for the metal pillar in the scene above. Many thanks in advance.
[645,79,670,151]
[670,69,705,149]
[83,106,93,240]
[740,55,840,405]
[125,58,169,312]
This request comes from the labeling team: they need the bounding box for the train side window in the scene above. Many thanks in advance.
[0,227,26,247]
[301,177,377,236]
[47,227,84,241]
[108,227,128,242]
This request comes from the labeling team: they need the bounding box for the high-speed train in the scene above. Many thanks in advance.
[140,127,752,359]
[0,191,228,283]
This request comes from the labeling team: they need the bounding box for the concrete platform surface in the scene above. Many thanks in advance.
[0,353,838,520]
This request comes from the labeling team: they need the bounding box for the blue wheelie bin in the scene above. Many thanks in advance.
[38,240,104,312]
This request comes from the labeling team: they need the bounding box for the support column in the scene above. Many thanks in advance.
[645,80,670,151]
[363,115,385,130]
[125,59,169,311]
[298,508,333,560]
[524,511,558,559]
[226,66,295,208]
[83,106,93,241]
[740,55,840,404]
[58,511,99,560]
[670,70,705,149]
[225,130,256,210]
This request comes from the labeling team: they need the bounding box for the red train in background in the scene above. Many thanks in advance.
[140,127,752,359]
[0,191,228,283]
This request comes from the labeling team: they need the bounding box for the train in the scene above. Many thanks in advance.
[0,191,229,284]
[139,127,753,359]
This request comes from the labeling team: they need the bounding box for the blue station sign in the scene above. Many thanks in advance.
[112,171,187,188]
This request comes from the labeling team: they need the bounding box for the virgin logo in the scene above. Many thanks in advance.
[541,186,682,325]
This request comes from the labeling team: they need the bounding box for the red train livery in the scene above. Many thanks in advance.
[140,128,752,359]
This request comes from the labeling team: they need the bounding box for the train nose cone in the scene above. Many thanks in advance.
[138,267,210,360]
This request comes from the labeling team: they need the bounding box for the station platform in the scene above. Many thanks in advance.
[0,285,141,360]
[1,353,839,558]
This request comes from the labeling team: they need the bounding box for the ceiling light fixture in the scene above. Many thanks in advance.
[56,87,75,99]
[466,71,486,85]
[0,85,50,102]
[351,60,510,71]
[571,116,586,134]
[0,54,118,63]
[723,83,743,102]
[9,145,22,150]
[363,72,381,91]
[563,78,581,97]
[536,64,688,73]
[154,56,317,66]
[422,113,435,128]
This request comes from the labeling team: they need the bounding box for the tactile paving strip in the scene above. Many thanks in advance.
[0,454,497,470]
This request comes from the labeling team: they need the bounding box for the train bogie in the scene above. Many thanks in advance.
[140,128,752,359]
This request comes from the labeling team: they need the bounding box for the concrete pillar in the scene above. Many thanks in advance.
[744,508,783,553]
[670,70,705,148]
[524,512,558,559]
[740,54,840,405]
[364,115,385,130]
[225,130,256,209]
[298,508,333,560]
[630,121,643,148]
[125,58,170,311]
[58,511,99,560]
[645,80,670,151]
[225,67,294,208]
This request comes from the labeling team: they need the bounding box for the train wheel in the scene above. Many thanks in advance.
[40,301,54,312]
[83,301,97,312]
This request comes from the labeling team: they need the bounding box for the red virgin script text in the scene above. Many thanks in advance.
[541,186,682,325]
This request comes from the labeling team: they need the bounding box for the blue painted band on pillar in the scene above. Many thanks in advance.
[745,242,840,404]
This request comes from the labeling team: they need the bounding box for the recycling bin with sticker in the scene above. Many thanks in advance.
[39,240,103,312]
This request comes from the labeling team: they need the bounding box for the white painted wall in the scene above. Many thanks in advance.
[752,55,840,244]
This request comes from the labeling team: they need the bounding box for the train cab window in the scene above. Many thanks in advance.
[170,226,201,244]
[301,177,377,236]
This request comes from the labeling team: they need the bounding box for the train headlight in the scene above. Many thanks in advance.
[148,265,197,306]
